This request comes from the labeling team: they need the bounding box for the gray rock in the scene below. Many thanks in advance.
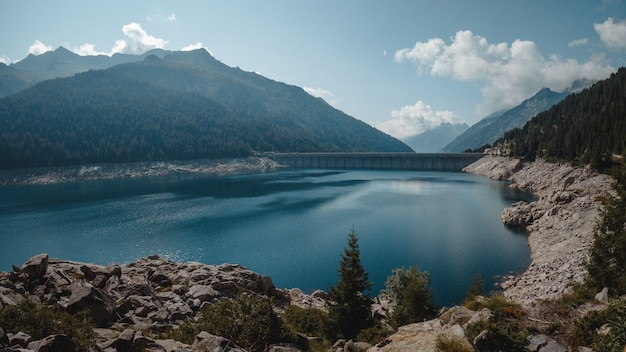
[66,283,116,326]
[187,285,217,303]
[595,287,609,304]
[267,344,302,352]
[19,253,49,282]
[35,334,76,352]
[191,331,246,352]
[116,328,135,352]
[8,331,32,348]
[538,340,567,352]
[527,334,548,352]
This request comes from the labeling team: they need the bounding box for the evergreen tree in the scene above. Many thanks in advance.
[586,170,626,294]
[463,272,485,304]
[327,228,374,339]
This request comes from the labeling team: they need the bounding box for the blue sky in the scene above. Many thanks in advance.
[1,1,626,139]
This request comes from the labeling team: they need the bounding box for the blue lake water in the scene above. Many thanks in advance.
[0,169,532,306]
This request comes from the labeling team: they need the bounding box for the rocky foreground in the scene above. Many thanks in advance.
[0,253,328,351]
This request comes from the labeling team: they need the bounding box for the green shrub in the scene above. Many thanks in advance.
[436,334,475,352]
[356,322,394,345]
[0,300,95,351]
[282,305,330,339]
[167,292,293,352]
[464,295,527,352]
[380,265,437,328]
[570,299,626,351]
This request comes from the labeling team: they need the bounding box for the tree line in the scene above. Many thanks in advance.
[496,67,626,172]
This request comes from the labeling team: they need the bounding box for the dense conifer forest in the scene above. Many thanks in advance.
[0,50,411,169]
[498,68,626,171]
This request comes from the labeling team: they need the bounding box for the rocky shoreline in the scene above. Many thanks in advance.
[0,157,283,186]
[464,156,614,307]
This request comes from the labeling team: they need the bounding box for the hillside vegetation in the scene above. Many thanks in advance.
[0,49,410,169]
[499,67,626,171]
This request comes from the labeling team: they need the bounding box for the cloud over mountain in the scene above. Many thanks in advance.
[28,40,53,55]
[74,22,168,56]
[376,100,463,139]
[395,30,615,116]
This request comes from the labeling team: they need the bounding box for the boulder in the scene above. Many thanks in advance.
[527,334,548,352]
[267,344,302,352]
[595,287,609,304]
[35,334,76,352]
[191,331,246,352]
[368,319,443,352]
[18,253,49,282]
[8,331,32,348]
[149,272,172,287]
[538,340,567,352]
[66,283,116,326]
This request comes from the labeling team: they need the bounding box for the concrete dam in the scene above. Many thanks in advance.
[265,152,485,172]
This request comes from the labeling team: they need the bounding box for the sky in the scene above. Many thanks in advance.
[1,1,626,140]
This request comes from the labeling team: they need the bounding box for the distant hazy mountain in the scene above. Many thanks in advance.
[402,123,469,153]
[0,46,171,98]
[0,49,411,169]
[441,86,586,152]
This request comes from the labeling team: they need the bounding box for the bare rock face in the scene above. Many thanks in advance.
[465,157,614,307]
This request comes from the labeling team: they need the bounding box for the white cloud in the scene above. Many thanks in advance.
[376,100,463,139]
[73,22,168,56]
[304,86,334,101]
[28,40,53,55]
[74,43,108,56]
[0,55,10,64]
[568,38,589,47]
[181,42,212,55]
[594,17,626,50]
[147,13,177,23]
[395,30,614,116]
[119,22,168,54]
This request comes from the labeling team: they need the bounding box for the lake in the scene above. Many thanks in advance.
[0,169,532,306]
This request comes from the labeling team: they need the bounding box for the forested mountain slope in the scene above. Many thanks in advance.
[0,49,411,169]
[442,88,569,152]
[499,67,626,170]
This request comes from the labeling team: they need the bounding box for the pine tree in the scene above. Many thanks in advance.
[586,170,626,294]
[327,228,374,339]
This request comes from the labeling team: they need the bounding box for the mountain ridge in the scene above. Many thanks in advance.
[0,49,411,169]
[441,87,571,152]
[402,122,468,153]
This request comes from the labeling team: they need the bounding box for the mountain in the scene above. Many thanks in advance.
[0,49,411,169]
[0,46,171,98]
[501,67,626,170]
[441,88,572,152]
[402,123,469,153]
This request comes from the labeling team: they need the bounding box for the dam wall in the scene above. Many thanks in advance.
[264,153,485,172]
